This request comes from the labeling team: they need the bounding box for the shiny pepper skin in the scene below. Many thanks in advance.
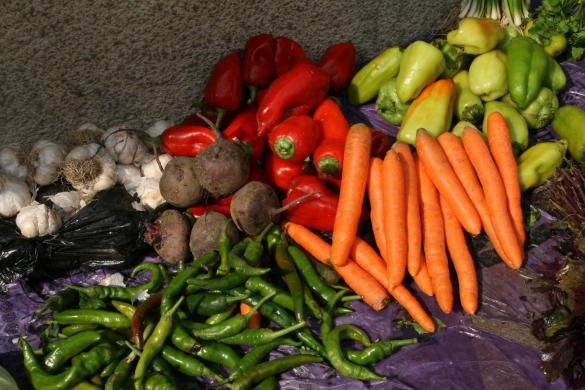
[516,140,568,192]
[317,41,357,93]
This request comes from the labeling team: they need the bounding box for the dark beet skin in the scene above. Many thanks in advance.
[159,156,204,207]
[145,209,191,264]
[190,211,240,259]
[230,181,280,236]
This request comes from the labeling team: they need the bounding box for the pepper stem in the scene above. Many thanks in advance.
[264,321,307,342]
[271,191,321,215]
[217,219,233,276]
[254,222,274,243]
[243,291,277,322]
[388,338,418,349]
[62,283,87,295]
[225,290,251,304]
[247,85,258,105]
[273,136,296,160]
[316,156,341,177]
[196,113,223,139]
[215,108,227,130]
[162,296,185,320]
[341,295,364,302]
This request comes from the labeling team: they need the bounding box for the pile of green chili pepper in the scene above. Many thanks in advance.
[22,222,417,390]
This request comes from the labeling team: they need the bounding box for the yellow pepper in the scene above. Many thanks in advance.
[517,140,568,192]
[447,17,504,55]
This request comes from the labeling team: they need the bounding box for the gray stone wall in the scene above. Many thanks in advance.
[0,0,456,148]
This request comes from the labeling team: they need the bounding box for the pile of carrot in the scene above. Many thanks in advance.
[283,112,525,331]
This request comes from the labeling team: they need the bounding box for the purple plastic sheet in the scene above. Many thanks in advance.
[2,41,585,390]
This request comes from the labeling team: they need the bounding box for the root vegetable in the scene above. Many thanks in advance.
[62,143,117,197]
[159,156,204,208]
[146,209,191,264]
[190,211,240,260]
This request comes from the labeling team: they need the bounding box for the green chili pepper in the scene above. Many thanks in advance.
[348,46,403,106]
[21,338,119,390]
[134,297,184,390]
[193,340,241,369]
[111,300,137,319]
[205,302,237,324]
[218,321,306,345]
[55,310,131,328]
[100,356,122,378]
[321,289,346,342]
[72,381,104,390]
[182,210,196,226]
[338,325,371,347]
[43,330,102,374]
[375,77,412,126]
[242,222,273,262]
[325,324,386,381]
[64,262,163,301]
[184,291,250,316]
[217,219,234,276]
[170,322,201,353]
[302,284,323,320]
[98,329,128,345]
[35,288,78,314]
[105,351,137,390]
[431,38,465,79]
[275,233,304,322]
[61,323,99,337]
[186,271,249,290]
[160,345,223,381]
[542,56,566,94]
[264,225,282,258]
[188,292,275,340]
[177,260,186,273]
[122,341,179,388]
[228,247,271,276]
[507,37,548,109]
[288,240,341,286]
[159,264,173,285]
[342,338,418,366]
[144,372,177,390]
[79,293,107,310]
[253,376,278,390]
[232,355,323,390]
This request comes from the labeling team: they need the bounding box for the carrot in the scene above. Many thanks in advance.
[439,195,478,314]
[348,236,435,333]
[487,112,526,250]
[282,221,390,311]
[462,127,524,269]
[392,141,422,276]
[412,249,434,297]
[382,150,407,289]
[241,303,262,329]
[366,157,387,261]
[415,153,453,314]
[330,124,372,267]
[437,132,513,267]
[415,128,481,235]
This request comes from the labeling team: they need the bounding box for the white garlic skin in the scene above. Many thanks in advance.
[31,140,67,186]
[145,120,173,138]
[0,144,29,182]
[0,174,31,218]
[46,191,86,220]
[137,178,165,211]
[116,164,143,196]
[141,154,172,181]
[16,201,62,237]
[65,143,117,196]
[102,127,148,165]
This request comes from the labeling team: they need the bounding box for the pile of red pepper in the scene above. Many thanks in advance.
[158,34,391,231]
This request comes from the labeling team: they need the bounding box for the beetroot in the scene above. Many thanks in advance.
[190,211,240,259]
[145,209,191,264]
[159,156,204,207]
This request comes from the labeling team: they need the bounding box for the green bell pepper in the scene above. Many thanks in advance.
[542,56,566,94]
[500,87,559,129]
[375,77,412,125]
[453,70,484,124]
[507,37,548,109]
[482,101,528,156]
[396,41,445,102]
[468,50,508,102]
[431,38,465,79]
[517,140,568,192]
[494,26,521,53]
[347,46,402,106]
[446,17,504,55]
[552,105,585,163]
[451,121,487,143]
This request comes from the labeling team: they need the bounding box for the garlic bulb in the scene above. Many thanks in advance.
[137,178,165,211]
[141,154,172,180]
[146,120,173,138]
[102,127,148,165]
[45,191,86,220]
[116,164,143,195]
[63,143,117,197]
[64,123,105,150]
[0,174,31,218]
[16,201,62,237]
[0,144,31,182]
[30,140,67,186]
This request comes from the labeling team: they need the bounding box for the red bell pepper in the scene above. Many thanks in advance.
[256,89,268,107]
[222,105,265,164]
[283,175,369,232]
[274,36,307,78]
[161,126,215,156]
[242,34,275,104]
[188,204,231,219]
[203,49,243,129]
[313,142,345,177]
[268,115,320,163]
[209,164,276,207]
[257,59,330,137]
[312,98,350,177]
[370,130,391,159]
[262,152,313,191]
[318,172,342,194]
[317,41,357,94]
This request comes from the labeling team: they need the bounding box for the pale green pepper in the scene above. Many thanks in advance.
[432,38,465,79]
[483,101,528,156]
[396,41,445,102]
[468,50,508,102]
[500,87,559,129]
[347,46,402,106]
[542,56,566,94]
[552,105,585,163]
[447,17,504,55]
[494,26,521,53]
[375,78,412,125]
[453,70,484,124]
[517,140,568,192]
[451,121,487,143]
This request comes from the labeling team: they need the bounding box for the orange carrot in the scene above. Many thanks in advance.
[412,249,435,297]
[392,141,422,276]
[487,112,526,249]
[415,128,481,235]
[439,195,478,314]
[241,303,262,329]
[330,124,372,267]
[462,127,524,269]
[437,132,513,267]
[415,153,453,314]
[382,150,407,289]
[348,236,435,333]
[366,157,387,261]
[282,221,390,311]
